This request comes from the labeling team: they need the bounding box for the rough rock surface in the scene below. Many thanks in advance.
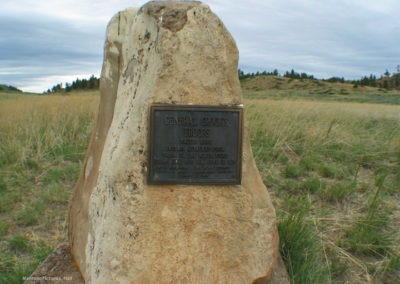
[68,7,138,277]
[68,2,289,283]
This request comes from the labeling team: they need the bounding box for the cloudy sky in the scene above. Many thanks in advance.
[1,0,399,93]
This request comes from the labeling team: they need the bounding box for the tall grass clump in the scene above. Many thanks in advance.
[0,92,98,281]
[278,214,330,283]
[246,98,400,283]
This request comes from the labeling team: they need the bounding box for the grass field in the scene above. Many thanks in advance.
[247,99,399,283]
[0,84,399,283]
[0,91,99,283]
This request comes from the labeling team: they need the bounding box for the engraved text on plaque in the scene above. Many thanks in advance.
[148,105,243,184]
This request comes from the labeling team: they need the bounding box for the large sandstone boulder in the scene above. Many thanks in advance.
[68,2,288,283]
[68,6,138,278]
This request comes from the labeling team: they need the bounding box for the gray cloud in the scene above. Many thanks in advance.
[0,0,141,92]
[1,0,399,92]
[0,13,104,92]
[209,0,400,78]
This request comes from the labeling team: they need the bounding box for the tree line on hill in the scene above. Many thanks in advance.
[43,67,400,94]
[45,75,99,93]
[238,68,400,90]
[0,84,22,92]
[353,70,400,89]
[238,69,315,80]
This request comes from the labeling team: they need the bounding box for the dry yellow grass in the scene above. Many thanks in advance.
[0,92,99,163]
[244,98,400,119]
[244,98,400,153]
[0,91,99,123]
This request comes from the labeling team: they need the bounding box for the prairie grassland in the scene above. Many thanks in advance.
[245,99,400,283]
[0,92,98,283]
[0,90,399,283]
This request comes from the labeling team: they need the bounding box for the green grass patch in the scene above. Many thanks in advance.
[345,211,391,257]
[15,202,46,226]
[41,164,80,185]
[344,174,396,258]
[7,236,32,254]
[320,181,356,202]
[0,239,53,283]
[283,164,305,179]
[300,177,323,194]
[0,175,7,192]
[39,184,70,204]
[278,214,330,283]
[0,219,10,237]
[0,191,21,214]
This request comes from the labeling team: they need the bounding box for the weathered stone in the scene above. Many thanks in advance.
[68,7,138,277]
[67,2,289,283]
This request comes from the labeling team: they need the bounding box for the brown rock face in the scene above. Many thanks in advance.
[69,2,288,283]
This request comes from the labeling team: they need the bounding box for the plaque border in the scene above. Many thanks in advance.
[148,104,243,185]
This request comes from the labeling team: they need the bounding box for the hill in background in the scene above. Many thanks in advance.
[0,84,22,92]
[240,75,400,104]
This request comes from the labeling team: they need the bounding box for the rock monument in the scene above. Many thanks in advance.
[29,1,289,283]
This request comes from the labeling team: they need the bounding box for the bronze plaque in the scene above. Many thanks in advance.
[148,105,243,185]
